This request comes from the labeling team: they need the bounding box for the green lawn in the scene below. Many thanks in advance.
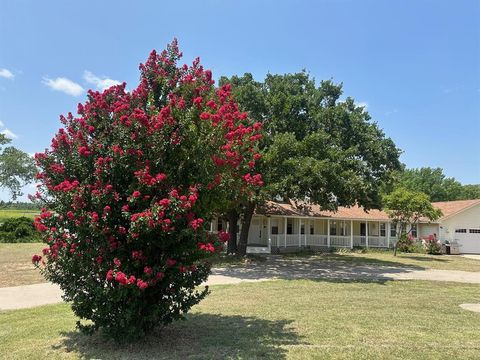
[1,280,479,359]
[304,251,480,272]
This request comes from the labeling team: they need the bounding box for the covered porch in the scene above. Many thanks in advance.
[246,215,398,253]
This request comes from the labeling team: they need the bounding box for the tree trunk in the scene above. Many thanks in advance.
[226,209,239,254]
[237,201,256,256]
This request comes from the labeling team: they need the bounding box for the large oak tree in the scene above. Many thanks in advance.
[220,72,402,255]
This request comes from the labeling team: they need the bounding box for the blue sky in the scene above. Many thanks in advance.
[0,0,479,200]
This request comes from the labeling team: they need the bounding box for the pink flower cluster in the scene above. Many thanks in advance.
[32,39,263,300]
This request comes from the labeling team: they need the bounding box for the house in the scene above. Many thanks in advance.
[211,199,480,254]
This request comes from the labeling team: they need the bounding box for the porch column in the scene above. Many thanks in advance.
[210,220,214,232]
[284,217,287,248]
[350,220,354,249]
[298,219,302,248]
[387,222,390,248]
[366,222,369,249]
[327,219,331,248]
[305,219,308,246]
[267,216,271,248]
[379,220,381,247]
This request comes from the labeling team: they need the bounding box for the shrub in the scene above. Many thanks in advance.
[396,233,416,253]
[32,40,263,342]
[0,217,40,243]
[0,231,16,243]
[395,233,425,253]
[423,234,441,255]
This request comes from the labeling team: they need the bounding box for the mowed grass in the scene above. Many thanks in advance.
[0,243,45,287]
[0,280,479,359]
[0,209,38,222]
[284,250,480,272]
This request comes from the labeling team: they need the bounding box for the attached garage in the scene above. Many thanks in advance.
[435,199,480,254]
[454,228,480,254]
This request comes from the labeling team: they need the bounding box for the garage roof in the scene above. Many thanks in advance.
[432,199,480,220]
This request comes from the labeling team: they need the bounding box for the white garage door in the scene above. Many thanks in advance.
[455,228,480,254]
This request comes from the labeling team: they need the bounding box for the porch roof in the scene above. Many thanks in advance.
[257,200,390,221]
[257,199,480,222]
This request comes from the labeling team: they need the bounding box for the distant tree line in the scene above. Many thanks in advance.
[0,201,41,210]
[391,167,480,202]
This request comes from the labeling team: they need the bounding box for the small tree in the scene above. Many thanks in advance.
[32,40,263,341]
[0,134,36,200]
[384,188,442,256]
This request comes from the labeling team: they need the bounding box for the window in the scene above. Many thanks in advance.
[310,224,314,235]
[300,224,305,235]
[330,221,337,236]
[380,223,386,237]
[217,220,223,232]
[390,223,397,237]
[287,219,293,235]
[411,224,417,238]
[271,219,278,235]
[469,229,480,234]
[455,229,467,233]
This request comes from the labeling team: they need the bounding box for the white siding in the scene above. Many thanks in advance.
[441,204,480,242]
[419,224,439,238]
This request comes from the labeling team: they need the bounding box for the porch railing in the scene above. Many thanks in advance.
[306,234,328,246]
[269,234,394,248]
[330,236,350,247]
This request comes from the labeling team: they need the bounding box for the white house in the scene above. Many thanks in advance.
[212,199,480,254]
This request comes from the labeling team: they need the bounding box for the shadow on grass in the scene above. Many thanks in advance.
[55,313,303,359]
[210,253,428,285]
[399,255,448,262]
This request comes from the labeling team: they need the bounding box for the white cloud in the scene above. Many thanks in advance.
[1,128,18,139]
[356,101,368,109]
[42,76,84,96]
[83,70,121,90]
[0,68,14,79]
[0,120,17,139]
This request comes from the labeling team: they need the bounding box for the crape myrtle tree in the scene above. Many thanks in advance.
[32,40,263,341]
[384,188,442,256]
[219,72,402,255]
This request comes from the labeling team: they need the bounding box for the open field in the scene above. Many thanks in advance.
[0,210,38,222]
[0,280,479,359]
[0,243,45,287]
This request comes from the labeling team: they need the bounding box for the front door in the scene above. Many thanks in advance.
[248,219,262,245]
[360,223,366,236]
